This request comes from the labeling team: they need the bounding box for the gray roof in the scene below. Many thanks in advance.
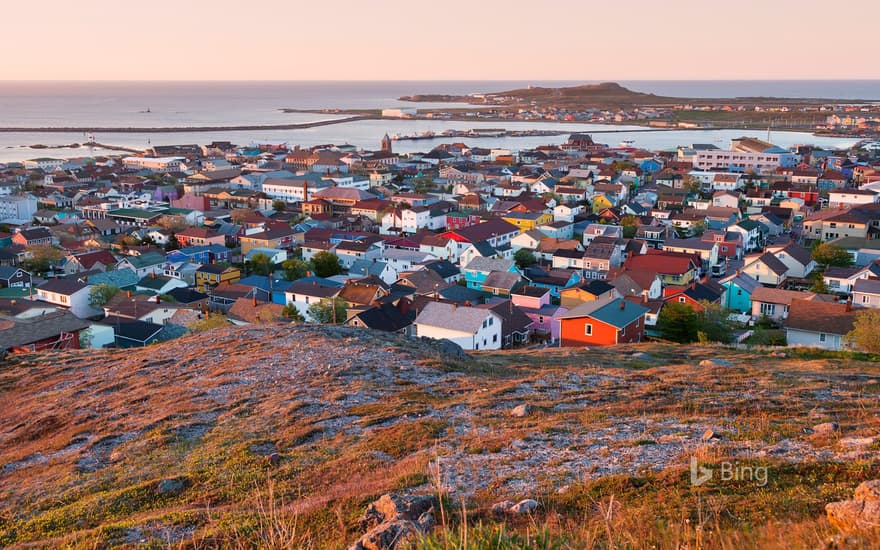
[414,302,496,334]
[853,278,880,295]
[463,256,515,274]
[482,270,522,291]
[0,311,90,351]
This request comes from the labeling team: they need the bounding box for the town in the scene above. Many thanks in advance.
[2,131,880,355]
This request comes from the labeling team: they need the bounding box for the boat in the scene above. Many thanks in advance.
[619,139,635,148]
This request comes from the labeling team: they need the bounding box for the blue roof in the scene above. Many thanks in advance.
[237,275,293,293]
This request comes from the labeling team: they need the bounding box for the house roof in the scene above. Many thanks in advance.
[785,299,857,336]
[482,270,522,291]
[38,278,89,295]
[853,278,880,295]
[749,252,789,276]
[98,315,164,342]
[561,298,649,328]
[0,311,90,352]
[414,301,495,334]
[463,257,515,273]
[751,287,823,306]
[349,303,411,332]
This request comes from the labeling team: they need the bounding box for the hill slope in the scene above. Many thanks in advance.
[1,325,879,548]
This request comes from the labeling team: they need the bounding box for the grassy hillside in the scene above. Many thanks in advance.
[1,325,879,548]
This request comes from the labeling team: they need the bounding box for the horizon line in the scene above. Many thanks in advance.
[2,78,880,83]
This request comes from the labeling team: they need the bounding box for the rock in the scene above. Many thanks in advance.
[813,422,840,434]
[701,429,720,441]
[491,500,514,515]
[839,436,877,448]
[855,480,880,502]
[699,359,733,368]
[349,519,419,550]
[434,339,471,361]
[156,477,186,496]
[266,452,281,466]
[360,494,439,531]
[826,499,880,533]
[509,499,540,514]
[770,351,787,358]
[510,404,532,418]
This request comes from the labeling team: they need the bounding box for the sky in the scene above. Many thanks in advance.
[2,0,878,81]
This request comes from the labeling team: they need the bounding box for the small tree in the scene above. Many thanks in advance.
[809,272,829,294]
[657,301,699,343]
[694,301,733,344]
[846,309,880,352]
[281,258,310,281]
[307,297,347,324]
[812,242,853,267]
[620,215,640,239]
[248,252,274,276]
[156,215,188,232]
[282,303,305,323]
[311,251,343,278]
[165,233,181,252]
[514,249,537,269]
[272,200,287,212]
[89,284,119,309]
[21,244,63,274]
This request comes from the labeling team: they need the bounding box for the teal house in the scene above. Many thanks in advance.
[719,271,760,313]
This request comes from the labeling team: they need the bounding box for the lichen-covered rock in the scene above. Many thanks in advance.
[348,520,419,550]
[360,493,439,530]
[826,499,880,533]
[509,499,540,514]
[854,480,880,502]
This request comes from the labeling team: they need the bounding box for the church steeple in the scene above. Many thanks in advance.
[381,133,392,153]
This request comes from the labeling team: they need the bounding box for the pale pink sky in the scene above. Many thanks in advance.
[2,0,878,80]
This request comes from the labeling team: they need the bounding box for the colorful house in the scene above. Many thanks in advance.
[559,298,649,347]
[195,264,241,291]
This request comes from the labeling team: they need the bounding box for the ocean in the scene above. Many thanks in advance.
[0,80,875,162]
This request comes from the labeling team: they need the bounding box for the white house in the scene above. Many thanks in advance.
[413,302,503,350]
[853,278,880,308]
[36,279,102,319]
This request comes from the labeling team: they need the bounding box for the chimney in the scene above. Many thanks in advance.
[253,294,258,307]
[846,297,852,312]
[127,290,132,298]
[620,300,626,310]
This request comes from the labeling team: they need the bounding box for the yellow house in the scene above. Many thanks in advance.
[559,280,618,309]
[195,264,241,291]
[591,194,614,213]
[501,211,554,232]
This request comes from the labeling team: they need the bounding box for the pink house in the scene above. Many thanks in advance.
[511,286,567,342]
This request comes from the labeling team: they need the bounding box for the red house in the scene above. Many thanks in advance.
[559,298,649,347]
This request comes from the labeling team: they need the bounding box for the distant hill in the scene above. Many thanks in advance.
[1,325,879,548]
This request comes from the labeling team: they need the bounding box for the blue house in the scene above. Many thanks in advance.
[639,159,662,174]
[237,275,293,305]
[462,257,519,290]
[167,244,231,265]
[522,266,583,298]
[718,271,760,314]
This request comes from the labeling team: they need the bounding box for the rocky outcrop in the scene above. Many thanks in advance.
[349,494,438,550]
[826,480,880,533]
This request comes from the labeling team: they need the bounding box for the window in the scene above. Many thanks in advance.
[585,324,593,336]
[679,297,686,303]
[819,333,826,343]
[760,303,776,316]
[863,295,869,304]
[538,316,545,324]
[493,334,497,343]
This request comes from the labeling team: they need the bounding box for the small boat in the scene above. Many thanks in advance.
[620,139,635,148]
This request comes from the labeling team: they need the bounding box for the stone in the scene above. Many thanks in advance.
[699,359,733,368]
[701,429,720,441]
[826,499,880,533]
[156,477,186,496]
[813,422,840,434]
[855,480,880,502]
[509,499,540,514]
[491,500,514,515]
[349,519,419,550]
[266,452,281,466]
[360,494,439,531]
[510,404,532,418]
[839,436,877,448]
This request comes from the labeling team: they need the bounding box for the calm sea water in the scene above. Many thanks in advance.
[0,81,874,162]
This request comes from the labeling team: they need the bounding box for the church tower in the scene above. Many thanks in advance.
[381,133,392,153]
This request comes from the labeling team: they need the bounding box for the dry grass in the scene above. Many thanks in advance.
[1,327,879,548]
